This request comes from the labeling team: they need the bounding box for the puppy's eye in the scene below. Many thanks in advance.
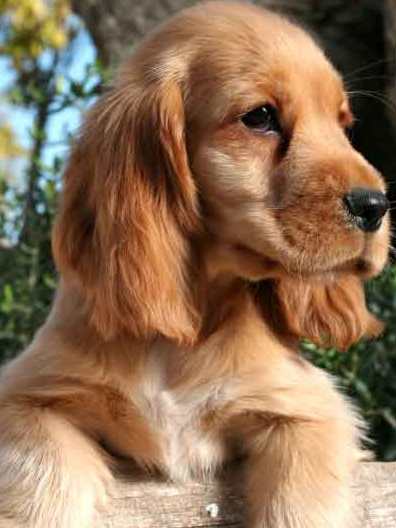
[241,104,281,133]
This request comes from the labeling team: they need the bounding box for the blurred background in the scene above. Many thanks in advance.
[1,0,396,460]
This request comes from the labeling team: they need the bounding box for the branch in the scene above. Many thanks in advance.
[18,54,60,245]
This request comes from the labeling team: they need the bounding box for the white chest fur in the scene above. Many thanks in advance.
[131,347,235,482]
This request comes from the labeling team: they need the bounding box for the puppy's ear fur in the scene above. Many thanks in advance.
[52,80,201,344]
[268,275,382,350]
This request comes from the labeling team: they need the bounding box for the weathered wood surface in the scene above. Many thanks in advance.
[101,462,396,527]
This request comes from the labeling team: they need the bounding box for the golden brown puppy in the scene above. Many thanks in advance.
[0,2,390,527]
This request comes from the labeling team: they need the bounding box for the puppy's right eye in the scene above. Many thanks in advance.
[241,104,281,134]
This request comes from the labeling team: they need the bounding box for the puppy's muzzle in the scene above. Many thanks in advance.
[343,187,389,232]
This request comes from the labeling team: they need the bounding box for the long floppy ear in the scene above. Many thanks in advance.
[268,275,383,350]
[52,79,201,344]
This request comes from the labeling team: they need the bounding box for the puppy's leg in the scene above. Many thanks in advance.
[0,402,111,528]
[237,358,363,528]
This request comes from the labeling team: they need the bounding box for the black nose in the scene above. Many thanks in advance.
[343,188,389,232]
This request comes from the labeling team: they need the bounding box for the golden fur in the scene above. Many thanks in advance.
[0,2,390,527]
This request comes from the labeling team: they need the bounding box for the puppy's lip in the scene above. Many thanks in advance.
[328,258,378,279]
[234,243,385,281]
[287,257,385,280]
[234,245,351,280]
[277,255,375,280]
[352,257,388,279]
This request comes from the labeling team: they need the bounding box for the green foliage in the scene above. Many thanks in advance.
[302,266,396,461]
[0,58,102,354]
[0,122,25,159]
[0,0,70,71]
[0,1,103,359]
[0,234,56,361]
[0,149,60,359]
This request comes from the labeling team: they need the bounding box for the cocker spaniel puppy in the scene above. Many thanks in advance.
[0,2,390,527]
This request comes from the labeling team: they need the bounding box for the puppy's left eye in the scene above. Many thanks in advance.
[241,104,281,133]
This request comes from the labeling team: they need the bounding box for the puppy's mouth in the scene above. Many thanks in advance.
[282,248,386,280]
[235,238,388,281]
[307,257,380,280]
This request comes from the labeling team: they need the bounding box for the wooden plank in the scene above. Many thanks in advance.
[357,463,396,528]
[101,463,396,527]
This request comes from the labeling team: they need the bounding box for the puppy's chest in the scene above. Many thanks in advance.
[131,352,235,481]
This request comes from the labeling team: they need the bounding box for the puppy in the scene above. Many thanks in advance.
[0,2,390,527]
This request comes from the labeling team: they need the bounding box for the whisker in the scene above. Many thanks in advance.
[347,90,396,115]
[344,58,396,81]
[389,247,396,259]
[345,75,395,85]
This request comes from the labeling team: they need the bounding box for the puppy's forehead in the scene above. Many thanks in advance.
[152,2,346,121]
[192,17,343,117]
[130,2,347,123]
[201,34,339,98]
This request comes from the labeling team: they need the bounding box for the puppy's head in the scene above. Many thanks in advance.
[53,1,390,348]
